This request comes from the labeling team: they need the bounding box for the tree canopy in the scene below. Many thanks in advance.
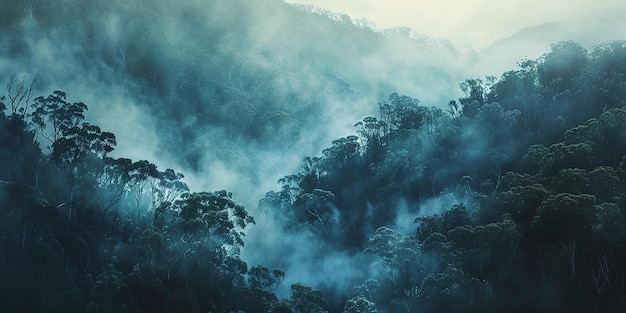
[3,28,626,312]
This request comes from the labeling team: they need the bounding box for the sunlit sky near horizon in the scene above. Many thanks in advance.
[284,0,625,47]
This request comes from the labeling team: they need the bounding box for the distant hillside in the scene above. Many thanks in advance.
[476,9,626,75]
[3,1,621,206]
[0,0,471,205]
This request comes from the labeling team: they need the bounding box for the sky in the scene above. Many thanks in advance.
[284,0,625,47]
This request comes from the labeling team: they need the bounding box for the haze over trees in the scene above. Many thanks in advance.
[1,0,626,312]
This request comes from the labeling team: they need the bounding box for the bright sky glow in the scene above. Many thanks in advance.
[284,0,625,47]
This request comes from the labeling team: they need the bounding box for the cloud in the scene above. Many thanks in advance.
[241,208,375,300]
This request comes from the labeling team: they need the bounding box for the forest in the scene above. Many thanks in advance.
[2,0,626,312]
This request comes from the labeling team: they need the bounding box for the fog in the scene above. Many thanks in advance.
[285,0,626,48]
[1,0,625,309]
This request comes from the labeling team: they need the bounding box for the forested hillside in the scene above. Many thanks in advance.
[253,40,626,312]
[2,0,626,312]
[0,0,471,208]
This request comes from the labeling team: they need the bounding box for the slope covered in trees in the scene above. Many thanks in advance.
[2,0,626,312]
[0,84,334,312]
[0,0,467,202]
[3,39,626,313]
[254,40,626,312]
[1,0,620,208]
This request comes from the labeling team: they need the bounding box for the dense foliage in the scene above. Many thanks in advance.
[2,1,626,313]
[4,39,626,312]
[260,40,626,312]
[0,0,461,175]
[0,85,326,312]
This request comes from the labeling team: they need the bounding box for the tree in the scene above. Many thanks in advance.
[459,78,487,118]
[320,136,360,171]
[354,116,384,149]
[531,193,598,277]
[295,189,335,240]
[149,168,189,227]
[498,183,551,223]
[126,160,159,226]
[539,142,596,178]
[174,190,255,249]
[30,90,88,145]
[239,287,284,313]
[538,41,587,102]
[96,157,132,221]
[0,97,42,185]
[417,265,493,313]
[300,157,320,194]
[549,168,588,194]
[582,40,626,117]
[488,59,543,133]
[415,204,473,242]
[3,72,39,118]
[343,296,377,313]
[50,123,116,166]
[475,102,520,144]
[29,91,116,218]
[365,226,425,312]
[288,283,329,313]
[587,166,620,203]
[378,93,423,135]
[473,218,522,276]
[248,265,285,291]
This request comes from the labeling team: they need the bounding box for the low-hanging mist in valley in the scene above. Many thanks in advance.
[1,0,468,205]
[4,0,623,207]
[2,0,626,312]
